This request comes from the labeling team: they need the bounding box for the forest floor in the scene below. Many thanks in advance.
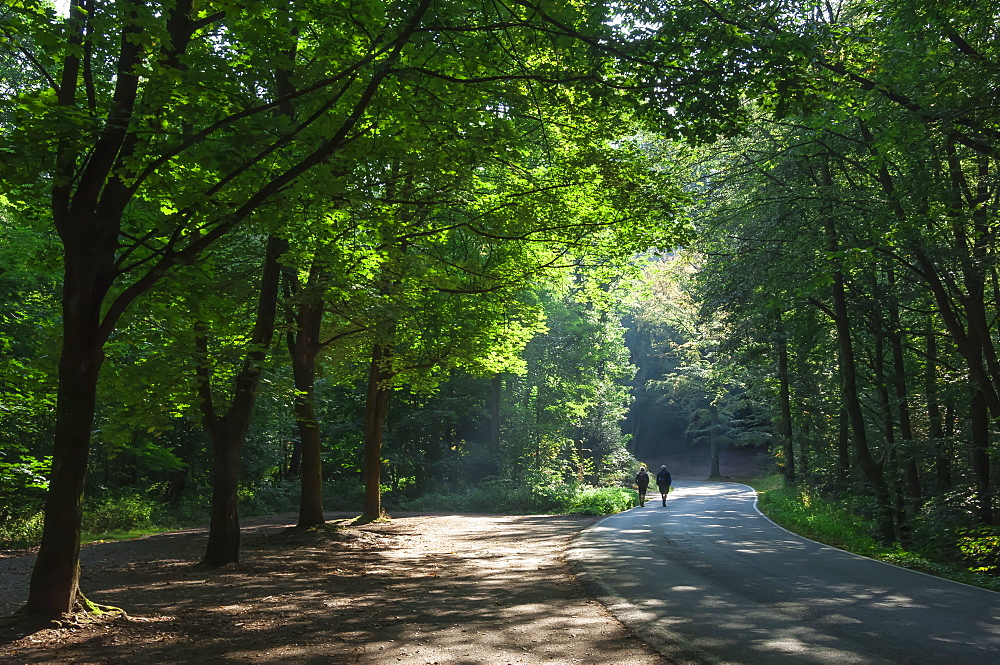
[0,448,768,665]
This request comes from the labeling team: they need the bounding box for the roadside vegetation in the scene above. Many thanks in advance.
[749,475,1000,594]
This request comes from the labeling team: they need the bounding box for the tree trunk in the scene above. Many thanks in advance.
[485,373,502,477]
[799,415,810,480]
[824,211,894,542]
[925,328,951,490]
[25,0,138,617]
[362,341,394,521]
[201,236,285,566]
[886,272,920,503]
[203,419,244,565]
[708,404,722,479]
[490,374,502,455]
[26,306,104,615]
[924,328,952,492]
[286,268,326,528]
[874,333,907,542]
[837,408,850,482]
[292,344,324,527]
[775,320,795,481]
[971,388,993,525]
[287,439,302,478]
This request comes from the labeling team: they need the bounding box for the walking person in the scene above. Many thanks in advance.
[656,465,672,506]
[635,467,650,507]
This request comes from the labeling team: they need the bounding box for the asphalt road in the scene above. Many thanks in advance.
[567,481,1000,665]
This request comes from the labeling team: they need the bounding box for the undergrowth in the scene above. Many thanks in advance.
[748,475,1000,593]
[0,477,363,549]
[1,475,631,549]
[402,476,634,516]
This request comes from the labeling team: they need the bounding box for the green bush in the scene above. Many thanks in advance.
[238,479,300,517]
[82,492,157,534]
[322,477,364,511]
[567,486,635,515]
[152,494,210,529]
[0,455,49,524]
[406,474,632,516]
[957,527,1000,574]
[0,511,44,548]
[910,488,980,561]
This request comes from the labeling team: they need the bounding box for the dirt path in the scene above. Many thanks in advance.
[0,450,769,663]
[0,513,671,664]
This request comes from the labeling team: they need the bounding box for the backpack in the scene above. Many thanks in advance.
[656,469,671,485]
[636,470,649,484]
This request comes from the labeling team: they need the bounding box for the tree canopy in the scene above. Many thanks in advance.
[5,0,1000,620]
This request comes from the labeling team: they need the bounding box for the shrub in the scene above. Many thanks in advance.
[567,486,634,515]
[910,487,980,561]
[323,477,364,511]
[406,474,632,516]
[237,479,300,517]
[957,527,1000,574]
[153,494,209,528]
[0,455,49,525]
[82,492,157,534]
[0,511,44,548]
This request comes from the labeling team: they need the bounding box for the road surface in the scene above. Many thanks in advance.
[567,481,1000,664]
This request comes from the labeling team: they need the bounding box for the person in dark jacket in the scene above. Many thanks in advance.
[635,467,650,507]
[656,465,672,506]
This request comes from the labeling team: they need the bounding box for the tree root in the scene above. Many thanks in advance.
[5,593,127,633]
[43,593,129,628]
[352,511,391,526]
[75,592,126,619]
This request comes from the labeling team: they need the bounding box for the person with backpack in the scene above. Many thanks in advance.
[634,467,650,507]
[656,465,672,506]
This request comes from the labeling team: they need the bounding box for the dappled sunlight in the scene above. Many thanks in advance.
[5,513,663,664]
[569,480,1000,664]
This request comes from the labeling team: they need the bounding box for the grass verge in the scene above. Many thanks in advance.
[746,475,1000,593]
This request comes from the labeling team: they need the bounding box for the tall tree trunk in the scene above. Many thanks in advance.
[487,373,502,476]
[708,404,722,479]
[201,236,286,566]
[203,420,243,565]
[824,212,894,541]
[490,374,502,455]
[286,265,326,528]
[971,388,993,525]
[362,341,394,521]
[886,270,921,503]
[799,415,810,480]
[837,408,850,483]
[874,333,907,542]
[26,0,142,617]
[775,320,795,481]
[925,327,951,490]
[287,439,302,478]
[272,24,326,527]
[26,297,105,615]
[291,330,324,527]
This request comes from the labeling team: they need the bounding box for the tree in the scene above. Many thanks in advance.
[3,0,670,617]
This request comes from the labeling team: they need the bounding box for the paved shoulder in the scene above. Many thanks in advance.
[567,481,1000,664]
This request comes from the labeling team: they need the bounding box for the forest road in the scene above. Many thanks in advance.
[567,481,1000,665]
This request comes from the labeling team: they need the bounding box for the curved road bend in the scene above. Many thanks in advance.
[567,481,1000,665]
